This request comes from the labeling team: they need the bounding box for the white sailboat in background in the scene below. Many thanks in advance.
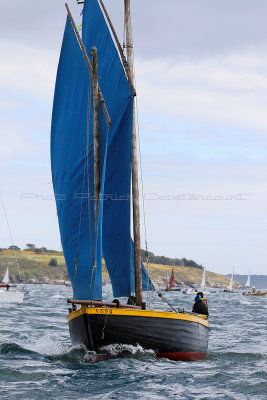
[200,267,216,294]
[0,260,25,304]
[223,267,237,293]
[0,190,25,303]
[2,265,9,284]
[228,268,234,291]
[200,267,206,290]
[242,270,267,296]
[245,270,251,288]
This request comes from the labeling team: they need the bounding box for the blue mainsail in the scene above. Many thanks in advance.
[51,17,108,300]
[51,1,153,300]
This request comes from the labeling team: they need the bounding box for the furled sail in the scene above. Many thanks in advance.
[82,0,152,297]
[51,17,109,300]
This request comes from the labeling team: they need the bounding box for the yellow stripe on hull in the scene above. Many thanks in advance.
[67,306,209,328]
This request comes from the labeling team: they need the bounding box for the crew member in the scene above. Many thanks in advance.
[192,294,209,316]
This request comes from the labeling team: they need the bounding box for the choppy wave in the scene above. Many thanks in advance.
[0,284,266,400]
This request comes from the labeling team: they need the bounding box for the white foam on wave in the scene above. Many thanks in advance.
[77,343,155,362]
[100,343,155,356]
[50,294,66,299]
[26,336,70,356]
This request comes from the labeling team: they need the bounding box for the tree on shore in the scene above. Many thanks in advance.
[25,243,36,251]
[8,245,20,251]
[49,258,58,266]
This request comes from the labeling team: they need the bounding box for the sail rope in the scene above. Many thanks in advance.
[0,189,22,281]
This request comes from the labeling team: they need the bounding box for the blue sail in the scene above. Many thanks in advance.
[51,1,153,300]
[82,0,153,297]
[51,17,109,300]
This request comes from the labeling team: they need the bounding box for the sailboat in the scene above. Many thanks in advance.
[242,270,267,296]
[1,265,10,285]
[199,267,216,294]
[0,264,24,303]
[0,189,25,303]
[51,0,209,361]
[165,268,181,291]
[244,271,251,288]
[200,267,206,290]
[223,267,237,293]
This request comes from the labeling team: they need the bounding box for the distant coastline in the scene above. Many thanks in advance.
[1,248,263,289]
[0,249,228,288]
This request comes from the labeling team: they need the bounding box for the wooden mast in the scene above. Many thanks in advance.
[65,3,111,127]
[124,0,142,306]
[91,46,100,222]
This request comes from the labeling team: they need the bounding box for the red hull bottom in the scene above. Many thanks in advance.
[156,351,206,361]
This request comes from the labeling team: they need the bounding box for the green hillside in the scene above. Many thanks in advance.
[0,250,69,283]
[0,249,232,288]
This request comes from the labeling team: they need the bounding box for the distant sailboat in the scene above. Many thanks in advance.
[199,267,216,294]
[169,269,175,288]
[2,265,9,284]
[0,263,24,304]
[243,270,267,296]
[223,267,236,293]
[228,268,234,291]
[0,190,25,303]
[245,271,251,288]
[165,269,181,291]
[200,268,206,290]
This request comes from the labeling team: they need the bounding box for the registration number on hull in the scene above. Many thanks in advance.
[95,308,113,315]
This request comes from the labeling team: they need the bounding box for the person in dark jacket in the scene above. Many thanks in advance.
[197,291,208,311]
[192,294,209,316]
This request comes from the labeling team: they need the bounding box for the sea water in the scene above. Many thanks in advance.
[0,284,266,400]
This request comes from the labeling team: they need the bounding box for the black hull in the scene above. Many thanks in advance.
[68,307,209,361]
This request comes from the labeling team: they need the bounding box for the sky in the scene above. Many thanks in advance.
[0,0,267,275]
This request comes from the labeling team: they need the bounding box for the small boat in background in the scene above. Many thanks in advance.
[223,267,237,293]
[243,286,267,296]
[244,270,251,289]
[0,265,25,304]
[165,269,181,291]
[200,268,217,294]
[0,190,26,303]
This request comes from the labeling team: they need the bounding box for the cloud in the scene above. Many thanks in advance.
[0,42,57,100]
[135,52,267,133]
[0,0,267,274]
